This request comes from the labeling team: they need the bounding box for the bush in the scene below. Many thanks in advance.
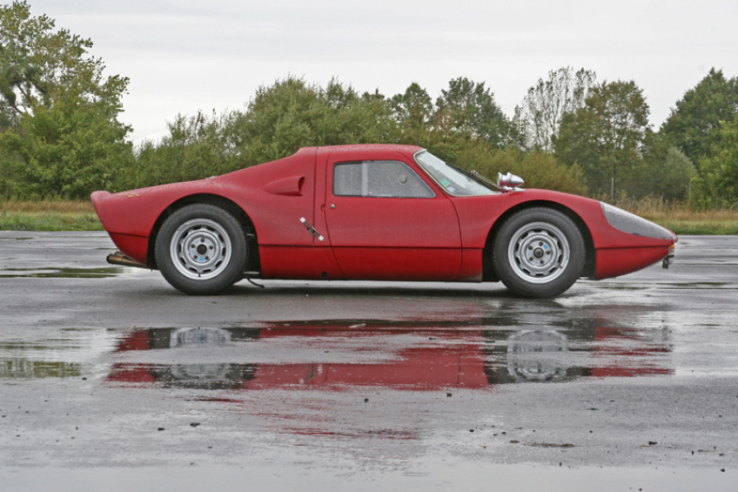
[450,144,589,195]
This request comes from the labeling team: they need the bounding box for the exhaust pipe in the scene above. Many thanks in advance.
[107,251,150,270]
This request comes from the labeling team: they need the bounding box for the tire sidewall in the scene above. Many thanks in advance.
[493,208,585,298]
[155,204,247,295]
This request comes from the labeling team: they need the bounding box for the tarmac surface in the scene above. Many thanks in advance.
[1,232,737,491]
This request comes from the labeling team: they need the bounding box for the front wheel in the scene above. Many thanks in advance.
[155,204,247,295]
[493,208,585,298]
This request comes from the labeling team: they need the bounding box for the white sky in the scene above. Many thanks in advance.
[27,0,738,144]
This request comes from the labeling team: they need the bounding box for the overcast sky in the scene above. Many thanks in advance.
[27,0,738,143]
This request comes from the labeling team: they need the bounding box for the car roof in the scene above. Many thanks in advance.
[311,144,424,157]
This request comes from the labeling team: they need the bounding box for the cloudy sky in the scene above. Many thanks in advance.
[28,0,738,143]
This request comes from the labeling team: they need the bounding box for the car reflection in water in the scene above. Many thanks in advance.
[107,321,673,391]
[490,330,573,383]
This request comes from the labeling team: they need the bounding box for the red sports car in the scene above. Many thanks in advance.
[91,144,677,298]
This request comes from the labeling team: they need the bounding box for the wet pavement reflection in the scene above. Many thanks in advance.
[1,320,673,388]
[0,266,131,278]
[112,323,670,390]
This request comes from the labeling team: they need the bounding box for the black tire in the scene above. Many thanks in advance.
[155,204,247,295]
[493,208,585,298]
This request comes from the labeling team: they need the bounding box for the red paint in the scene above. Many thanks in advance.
[322,149,462,279]
[457,249,484,281]
[108,233,148,265]
[594,247,671,279]
[91,144,677,283]
[264,175,306,197]
[259,246,343,280]
[329,247,461,281]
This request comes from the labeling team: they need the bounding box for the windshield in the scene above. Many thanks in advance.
[414,151,497,196]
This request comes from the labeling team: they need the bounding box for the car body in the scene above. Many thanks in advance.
[91,144,677,298]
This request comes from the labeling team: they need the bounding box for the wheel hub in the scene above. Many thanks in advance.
[170,218,233,280]
[508,222,570,284]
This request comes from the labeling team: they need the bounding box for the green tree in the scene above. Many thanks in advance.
[233,77,400,165]
[434,77,513,148]
[633,132,695,201]
[514,67,597,152]
[695,118,738,207]
[451,143,588,196]
[554,80,650,196]
[661,68,738,165]
[390,82,433,134]
[0,1,131,198]
[116,110,244,191]
[0,100,15,129]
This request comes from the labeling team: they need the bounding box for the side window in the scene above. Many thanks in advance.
[333,161,435,198]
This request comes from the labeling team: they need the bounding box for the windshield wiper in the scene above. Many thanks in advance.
[469,170,502,191]
[443,162,488,187]
[447,162,499,191]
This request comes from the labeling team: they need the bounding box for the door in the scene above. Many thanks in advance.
[324,157,462,280]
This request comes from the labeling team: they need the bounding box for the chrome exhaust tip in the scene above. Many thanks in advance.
[107,251,149,269]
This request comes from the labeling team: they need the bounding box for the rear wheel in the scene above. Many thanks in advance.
[493,208,585,298]
[155,204,247,295]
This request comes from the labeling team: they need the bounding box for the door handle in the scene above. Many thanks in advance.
[300,218,324,241]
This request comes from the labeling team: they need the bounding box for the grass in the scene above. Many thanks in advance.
[610,196,738,235]
[0,201,103,231]
[0,199,736,234]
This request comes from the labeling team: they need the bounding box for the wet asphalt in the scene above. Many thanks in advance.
[0,232,737,491]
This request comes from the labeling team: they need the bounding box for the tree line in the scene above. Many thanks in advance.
[1,1,737,208]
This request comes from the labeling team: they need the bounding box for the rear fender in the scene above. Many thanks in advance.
[146,194,259,272]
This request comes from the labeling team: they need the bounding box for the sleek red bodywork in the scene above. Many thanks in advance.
[91,144,676,283]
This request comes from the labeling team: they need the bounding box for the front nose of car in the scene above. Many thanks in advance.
[600,202,677,242]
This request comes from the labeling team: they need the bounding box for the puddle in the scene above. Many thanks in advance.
[0,360,82,378]
[0,266,133,278]
[663,282,735,289]
[101,321,673,390]
[0,331,118,379]
[0,321,674,387]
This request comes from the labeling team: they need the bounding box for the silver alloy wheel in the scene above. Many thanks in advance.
[507,221,570,284]
[169,218,233,280]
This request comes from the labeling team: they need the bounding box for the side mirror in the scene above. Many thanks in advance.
[497,172,524,191]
